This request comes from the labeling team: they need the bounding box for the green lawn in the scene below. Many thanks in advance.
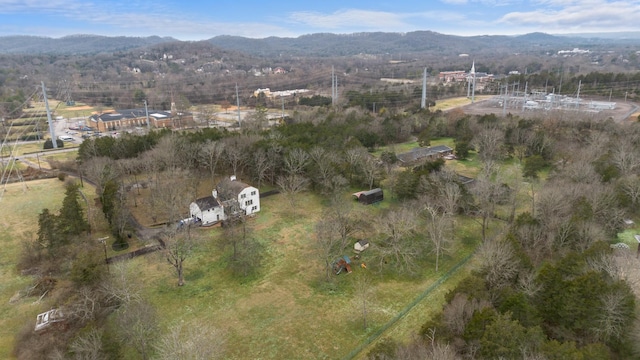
[1,175,483,359]
[0,179,68,358]
[135,193,481,359]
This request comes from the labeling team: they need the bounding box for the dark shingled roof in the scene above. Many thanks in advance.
[194,195,220,210]
[89,108,173,123]
[216,178,251,201]
[396,145,453,164]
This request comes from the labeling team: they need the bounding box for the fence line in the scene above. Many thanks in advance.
[341,252,474,360]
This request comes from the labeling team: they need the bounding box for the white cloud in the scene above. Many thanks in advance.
[500,0,640,32]
[288,9,407,30]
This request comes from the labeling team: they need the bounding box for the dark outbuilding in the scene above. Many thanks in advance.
[352,188,384,205]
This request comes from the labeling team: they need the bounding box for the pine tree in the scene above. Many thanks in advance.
[58,182,90,236]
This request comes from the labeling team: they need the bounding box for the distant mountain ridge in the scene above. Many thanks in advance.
[0,31,638,56]
[207,31,640,57]
[0,35,176,54]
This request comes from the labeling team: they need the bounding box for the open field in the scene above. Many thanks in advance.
[0,172,484,359]
[0,179,70,358]
[135,193,481,359]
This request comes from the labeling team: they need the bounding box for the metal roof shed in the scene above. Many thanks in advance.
[352,188,383,205]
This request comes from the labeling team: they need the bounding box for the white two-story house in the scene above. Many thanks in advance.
[189,176,260,226]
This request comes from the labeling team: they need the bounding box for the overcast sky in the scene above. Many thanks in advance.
[0,0,637,40]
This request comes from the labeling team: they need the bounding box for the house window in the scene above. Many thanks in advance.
[251,190,256,196]
[246,199,253,206]
[241,194,246,199]
[252,206,257,211]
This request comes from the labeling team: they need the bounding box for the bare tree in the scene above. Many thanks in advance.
[442,293,491,337]
[251,148,271,188]
[308,146,337,194]
[375,205,420,274]
[611,137,640,176]
[199,140,224,183]
[115,300,158,360]
[619,175,640,207]
[423,206,450,272]
[81,156,119,198]
[473,128,505,164]
[222,135,257,175]
[315,198,365,279]
[155,320,226,360]
[100,262,143,307]
[593,288,635,342]
[69,328,106,360]
[277,174,310,208]
[283,147,309,175]
[361,155,381,190]
[470,172,500,242]
[162,226,195,286]
[477,237,520,290]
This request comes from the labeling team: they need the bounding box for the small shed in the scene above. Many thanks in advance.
[352,188,384,205]
[354,240,370,253]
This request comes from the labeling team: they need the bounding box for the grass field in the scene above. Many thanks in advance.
[0,177,104,359]
[430,96,492,112]
[0,174,483,359]
[133,193,481,359]
[0,131,493,359]
[0,179,68,358]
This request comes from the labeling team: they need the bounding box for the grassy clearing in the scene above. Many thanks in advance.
[0,179,68,358]
[133,192,481,359]
[431,96,492,112]
[2,173,482,359]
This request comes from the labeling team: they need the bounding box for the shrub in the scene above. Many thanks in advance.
[43,139,64,149]
[57,172,67,181]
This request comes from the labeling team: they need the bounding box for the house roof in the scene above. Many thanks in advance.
[194,195,220,210]
[90,108,173,123]
[216,178,251,201]
[396,145,452,164]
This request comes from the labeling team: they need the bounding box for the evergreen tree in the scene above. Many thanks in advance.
[37,208,62,253]
[58,182,90,236]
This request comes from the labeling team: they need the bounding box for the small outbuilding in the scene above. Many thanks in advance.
[354,240,370,254]
[352,188,384,205]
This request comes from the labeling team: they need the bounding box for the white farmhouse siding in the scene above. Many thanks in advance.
[237,186,260,216]
[189,194,224,226]
[216,177,261,218]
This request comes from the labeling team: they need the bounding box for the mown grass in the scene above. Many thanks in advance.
[2,173,483,359]
[131,192,482,359]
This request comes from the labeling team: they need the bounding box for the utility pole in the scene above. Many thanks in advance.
[42,82,57,149]
[502,83,508,117]
[235,83,241,128]
[332,66,335,106]
[281,96,285,119]
[471,61,476,104]
[522,82,528,112]
[143,99,150,130]
[331,66,338,106]
[421,67,427,109]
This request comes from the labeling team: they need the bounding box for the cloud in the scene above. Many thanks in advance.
[288,9,407,30]
[500,0,640,32]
